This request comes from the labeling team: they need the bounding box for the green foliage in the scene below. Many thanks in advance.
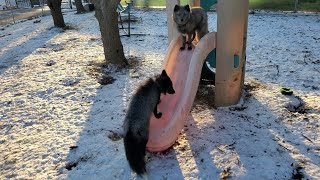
[120,0,320,12]
[249,0,320,12]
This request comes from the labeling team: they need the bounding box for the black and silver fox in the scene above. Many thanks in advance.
[173,4,208,50]
[123,70,175,178]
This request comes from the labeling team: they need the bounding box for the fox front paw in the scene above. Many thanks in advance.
[180,46,185,50]
[188,46,192,50]
[155,112,162,119]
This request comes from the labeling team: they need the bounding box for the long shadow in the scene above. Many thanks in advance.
[64,59,184,179]
[62,10,319,179]
[0,25,61,76]
[62,65,318,179]
[146,148,185,179]
[62,68,318,179]
[63,66,131,179]
[185,114,220,179]
[184,82,319,179]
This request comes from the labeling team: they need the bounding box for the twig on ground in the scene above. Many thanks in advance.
[301,134,315,144]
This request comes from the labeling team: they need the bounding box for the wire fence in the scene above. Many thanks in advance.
[0,0,49,25]
[0,0,92,25]
[3,0,47,9]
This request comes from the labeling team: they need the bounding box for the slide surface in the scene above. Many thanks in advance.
[146,32,217,152]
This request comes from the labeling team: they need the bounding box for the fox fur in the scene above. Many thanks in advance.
[173,4,208,50]
[123,70,175,177]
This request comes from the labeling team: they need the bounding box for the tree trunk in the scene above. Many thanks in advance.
[30,0,34,8]
[93,0,127,66]
[75,0,86,13]
[69,0,72,9]
[47,0,66,28]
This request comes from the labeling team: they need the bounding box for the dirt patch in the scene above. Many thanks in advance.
[193,81,265,110]
[126,55,142,69]
[193,82,215,110]
[244,81,264,92]
[220,167,232,180]
[85,60,118,86]
[65,162,77,171]
[62,24,79,31]
[243,81,266,99]
[98,75,115,85]
[65,155,91,171]
[107,131,122,141]
[292,165,304,180]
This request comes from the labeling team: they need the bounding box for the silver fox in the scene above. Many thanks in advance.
[123,70,175,178]
[173,4,208,50]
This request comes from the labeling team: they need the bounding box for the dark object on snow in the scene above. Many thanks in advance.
[98,75,115,85]
[292,166,304,180]
[249,10,256,14]
[84,3,95,11]
[280,87,293,95]
[33,20,41,23]
[69,146,78,150]
[107,131,122,141]
[46,60,56,66]
[65,162,77,171]
[75,0,86,14]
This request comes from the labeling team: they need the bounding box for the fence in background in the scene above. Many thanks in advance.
[4,0,47,9]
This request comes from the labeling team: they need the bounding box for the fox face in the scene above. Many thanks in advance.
[159,70,175,95]
[173,5,191,26]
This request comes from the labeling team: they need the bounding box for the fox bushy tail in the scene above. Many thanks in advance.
[124,130,147,176]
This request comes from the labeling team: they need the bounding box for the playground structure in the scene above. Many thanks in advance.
[117,1,134,36]
[147,0,249,152]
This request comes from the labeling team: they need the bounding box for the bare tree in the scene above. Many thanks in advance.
[75,0,86,14]
[93,0,127,66]
[47,0,66,28]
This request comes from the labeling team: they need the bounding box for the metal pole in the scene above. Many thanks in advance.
[128,5,131,37]
[41,0,45,16]
[30,0,34,8]
[11,8,16,24]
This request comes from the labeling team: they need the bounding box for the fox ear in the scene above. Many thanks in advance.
[174,5,179,12]
[184,5,191,12]
[161,70,168,77]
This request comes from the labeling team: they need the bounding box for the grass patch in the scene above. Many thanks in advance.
[298,1,320,12]
[249,0,320,12]
[121,0,320,12]
[249,0,295,11]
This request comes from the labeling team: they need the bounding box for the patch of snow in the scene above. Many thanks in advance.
[0,8,319,180]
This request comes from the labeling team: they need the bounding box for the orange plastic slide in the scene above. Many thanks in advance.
[147,32,217,152]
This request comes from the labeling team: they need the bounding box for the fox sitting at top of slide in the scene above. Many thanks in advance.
[173,4,209,50]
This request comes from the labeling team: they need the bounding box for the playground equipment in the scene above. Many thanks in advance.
[117,1,134,36]
[117,1,143,37]
[147,0,249,152]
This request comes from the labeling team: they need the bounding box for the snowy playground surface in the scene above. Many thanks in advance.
[0,8,319,179]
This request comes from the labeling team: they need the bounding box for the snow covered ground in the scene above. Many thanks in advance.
[0,8,319,180]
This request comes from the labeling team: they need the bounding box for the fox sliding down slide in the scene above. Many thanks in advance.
[147,32,217,152]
